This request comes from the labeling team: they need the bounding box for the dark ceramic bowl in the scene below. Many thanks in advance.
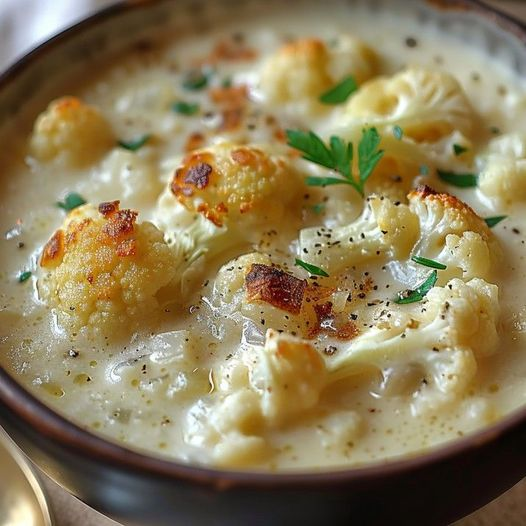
[1,1,525,525]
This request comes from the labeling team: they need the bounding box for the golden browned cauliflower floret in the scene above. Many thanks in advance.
[260,36,377,106]
[39,201,179,338]
[30,96,114,166]
[168,142,303,227]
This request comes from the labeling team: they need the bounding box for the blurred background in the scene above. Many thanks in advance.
[0,0,525,525]
[0,0,526,72]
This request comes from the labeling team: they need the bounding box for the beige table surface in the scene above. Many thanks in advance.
[1,0,526,524]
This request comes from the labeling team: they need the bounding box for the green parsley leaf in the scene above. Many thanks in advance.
[286,129,334,169]
[453,144,468,156]
[358,127,384,184]
[311,203,326,214]
[419,164,430,176]
[172,101,200,116]
[484,215,507,228]
[56,192,86,212]
[437,170,478,187]
[411,256,447,270]
[221,76,233,88]
[118,134,151,152]
[393,125,404,140]
[295,258,329,277]
[182,69,209,90]
[319,75,358,105]
[304,176,351,187]
[329,135,353,179]
[18,271,32,283]
[286,128,383,195]
[395,270,438,305]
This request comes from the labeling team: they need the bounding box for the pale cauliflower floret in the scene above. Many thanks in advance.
[184,331,326,466]
[435,231,491,281]
[260,36,376,106]
[408,185,500,282]
[328,278,500,412]
[363,132,429,200]
[184,394,268,467]
[30,96,114,166]
[341,67,475,143]
[243,329,327,425]
[87,149,163,210]
[478,133,526,208]
[38,201,180,338]
[299,195,419,275]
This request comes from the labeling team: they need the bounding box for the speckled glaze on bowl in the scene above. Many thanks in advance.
[0,1,525,525]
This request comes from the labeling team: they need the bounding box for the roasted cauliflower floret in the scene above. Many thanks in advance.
[329,277,499,412]
[168,142,301,227]
[408,185,500,281]
[211,252,367,342]
[299,195,419,275]
[154,142,304,265]
[260,36,377,106]
[39,201,180,338]
[478,133,526,208]
[341,67,475,143]
[30,96,114,166]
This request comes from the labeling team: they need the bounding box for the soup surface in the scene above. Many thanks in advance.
[1,0,526,470]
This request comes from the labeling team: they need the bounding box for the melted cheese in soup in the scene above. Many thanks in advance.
[1,0,526,470]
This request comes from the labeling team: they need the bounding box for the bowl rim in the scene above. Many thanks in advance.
[1,0,526,489]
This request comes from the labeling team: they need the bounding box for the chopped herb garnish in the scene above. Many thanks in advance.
[490,126,501,135]
[393,125,404,140]
[319,75,358,105]
[312,203,326,214]
[18,271,32,283]
[182,69,209,90]
[172,101,200,116]
[411,256,447,270]
[118,134,151,151]
[419,164,430,176]
[287,128,384,196]
[221,77,233,88]
[56,192,86,212]
[395,270,438,305]
[453,144,468,156]
[437,170,478,187]
[485,215,507,228]
[295,258,329,277]
[358,128,384,184]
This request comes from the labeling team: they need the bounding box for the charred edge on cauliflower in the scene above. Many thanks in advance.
[170,145,285,227]
[40,229,65,268]
[409,184,491,239]
[310,301,359,340]
[245,263,307,315]
[40,200,139,268]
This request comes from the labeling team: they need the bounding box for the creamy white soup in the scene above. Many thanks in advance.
[1,0,526,471]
